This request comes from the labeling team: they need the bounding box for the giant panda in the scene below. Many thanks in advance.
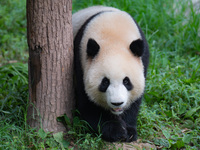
[72,6,149,142]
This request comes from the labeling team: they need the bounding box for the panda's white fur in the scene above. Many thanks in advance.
[72,6,119,38]
[73,6,145,115]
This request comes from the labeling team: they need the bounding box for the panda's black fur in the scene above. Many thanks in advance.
[73,6,149,142]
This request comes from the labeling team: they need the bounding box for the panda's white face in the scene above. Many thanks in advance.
[81,11,145,115]
[84,51,145,115]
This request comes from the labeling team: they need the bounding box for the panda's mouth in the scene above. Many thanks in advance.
[111,107,123,114]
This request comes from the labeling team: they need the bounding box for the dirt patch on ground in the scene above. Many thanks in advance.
[107,140,156,150]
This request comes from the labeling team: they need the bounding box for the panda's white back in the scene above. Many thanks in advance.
[72,6,119,38]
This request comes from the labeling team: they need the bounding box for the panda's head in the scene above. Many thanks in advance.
[81,11,145,115]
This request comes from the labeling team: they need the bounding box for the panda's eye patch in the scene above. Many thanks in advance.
[99,77,110,92]
[123,77,133,91]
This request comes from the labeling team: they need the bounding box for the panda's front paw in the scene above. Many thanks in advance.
[101,121,127,142]
[126,126,137,142]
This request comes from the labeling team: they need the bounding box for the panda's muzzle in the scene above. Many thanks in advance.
[110,102,124,114]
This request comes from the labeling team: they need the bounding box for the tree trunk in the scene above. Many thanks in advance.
[26,0,74,132]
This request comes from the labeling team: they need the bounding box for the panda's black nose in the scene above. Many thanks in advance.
[111,102,124,106]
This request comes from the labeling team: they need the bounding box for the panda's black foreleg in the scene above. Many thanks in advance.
[100,115,138,142]
[101,116,128,142]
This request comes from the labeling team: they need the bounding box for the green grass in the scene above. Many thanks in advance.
[0,0,28,64]
[0,0,200,149]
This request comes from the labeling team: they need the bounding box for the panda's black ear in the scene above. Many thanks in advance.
[87,38,100,59]
[129,39,144,57]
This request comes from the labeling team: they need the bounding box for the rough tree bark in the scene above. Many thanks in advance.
[26,0,74,132]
